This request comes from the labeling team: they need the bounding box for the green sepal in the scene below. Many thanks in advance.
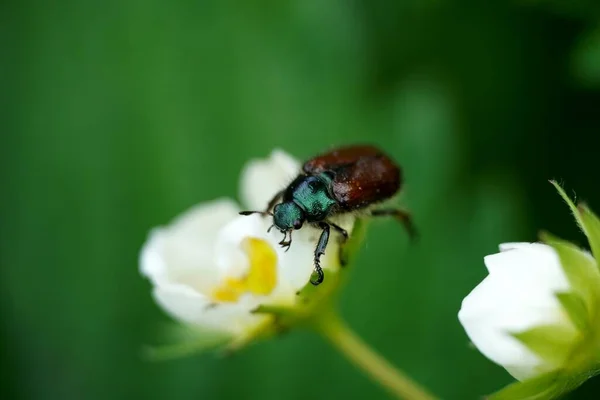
[512,324,579,370]
[224,316,278,353]
[142,324,231,361]
[540,232,600,320]
[488,367,600,400]
[296,268,339,300]
[338,218,369,267]
[252,304,297,316]
[556,292,590,333]
[551,181,600,263]
[550,181,584,232]
[578,203,600,264]
[487,372,569,400]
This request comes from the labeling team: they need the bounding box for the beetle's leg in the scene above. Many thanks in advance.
[371,208,417,239]
[279,230,292,252]
[278,231,286,245]
[328,222,348,240]
[311,222,330,286]
[265,190,284,213]
[326,221,349,267]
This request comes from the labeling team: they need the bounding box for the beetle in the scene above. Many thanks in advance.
[240,145,414,286]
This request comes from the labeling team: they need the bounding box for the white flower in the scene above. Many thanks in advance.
[140,150,354,346]
[462,184,600,400]
[458,243,581,381]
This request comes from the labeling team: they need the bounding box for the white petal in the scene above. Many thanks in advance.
[140,198,239,296]
[485,243,570,293]
[459,276,544,380]
[239,149,301,211]
[152,285,268,336]
[277,225,322,290]
[214,214,271,278]
[498,242,533,252]
[168,198,241,247]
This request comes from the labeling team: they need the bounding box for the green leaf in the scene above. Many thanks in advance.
[142,324,230,361]
[578,203,600,263]
[556,292,590,333]
[540,232,600,317]
[512,325,579,369]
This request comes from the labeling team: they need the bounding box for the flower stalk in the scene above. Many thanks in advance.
[312,309,437,400]
[310,219,436,400]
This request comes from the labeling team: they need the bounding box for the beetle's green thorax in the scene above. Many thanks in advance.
[294,175,337,221]
[290,175,337,221]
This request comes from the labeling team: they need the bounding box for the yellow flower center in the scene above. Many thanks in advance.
[212,237,278,302]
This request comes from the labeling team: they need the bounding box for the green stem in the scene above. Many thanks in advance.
[313,311,438,400]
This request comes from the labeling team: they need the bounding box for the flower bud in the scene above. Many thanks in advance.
[459,182,600,399]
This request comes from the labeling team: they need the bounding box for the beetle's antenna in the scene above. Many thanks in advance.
[267,224,275,233]
[239,211,273,217]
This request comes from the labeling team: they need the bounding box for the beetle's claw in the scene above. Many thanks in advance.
[278,231,292,252]
[279,241,291,252]
[310,265,324,286]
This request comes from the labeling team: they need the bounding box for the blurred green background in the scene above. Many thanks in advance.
[3,0,600,399]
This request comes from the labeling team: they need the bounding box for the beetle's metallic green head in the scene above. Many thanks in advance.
[273,202,305,232]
